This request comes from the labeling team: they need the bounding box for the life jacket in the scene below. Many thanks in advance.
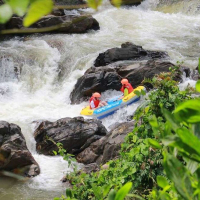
[120,83,134,94]
[89,96,100,109]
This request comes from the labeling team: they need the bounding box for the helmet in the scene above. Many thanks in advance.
[121,79,129,84]
[93,92,101,98]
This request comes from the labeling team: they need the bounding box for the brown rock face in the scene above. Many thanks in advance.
[34,117,107,156]
[76,121,135,165]
[0,121,40,177]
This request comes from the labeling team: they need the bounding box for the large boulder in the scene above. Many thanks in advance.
[94,42,168,67]
[0,121,40,177]
[34,117,107,155]
[76,121,135,165]
[3,15,99,34]
[70,60,174,104]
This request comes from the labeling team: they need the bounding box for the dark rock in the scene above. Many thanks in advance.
[5,17,23,29]
[101,121,135,164]
[76,136,107,164]
[3,15,99,34]
[70,60,174,104]
[75,121,135,165]
[34,117,107,155]
[94,42,168,67]
[81,163,99,173]
[51,9,65,16]
[192,69,200,81]
[70,66,121,103]
[0,121,40,177]
[54,0,86,5]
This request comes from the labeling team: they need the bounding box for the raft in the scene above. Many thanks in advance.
[80,86,145,119]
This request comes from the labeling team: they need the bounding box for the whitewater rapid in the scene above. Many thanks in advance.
[0,0,200,199]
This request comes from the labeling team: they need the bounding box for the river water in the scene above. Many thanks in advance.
[0,0,200,199]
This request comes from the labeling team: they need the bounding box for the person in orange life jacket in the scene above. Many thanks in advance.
[89,92,107,109]
[120,78,134,97]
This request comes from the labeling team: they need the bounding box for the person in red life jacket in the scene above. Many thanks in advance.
[120,78,134,97]
[89,92,107,109]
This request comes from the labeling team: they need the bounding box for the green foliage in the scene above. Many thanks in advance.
[87,0,103,10]
[54,182,133,200]
[0,0,53,25]
[0,4,12,23]
[149,61,200,200]
[110,0,122,8]
[23,0,53,27]
[53,142,76,168]
[0,0,121,28]
[8,0,29,16]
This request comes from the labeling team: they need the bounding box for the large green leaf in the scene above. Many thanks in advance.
[185,159,199,174]
[176,127,200,156]
[111,0,122,8]
[103,185,111,198]
[148,139,162,149]
[157,176,169,189]
[196,80,200,93]
[87,0,102,10]
[115,182,132,200]
[8,0,29,16]
[162,133,200,163]
[174,99,200,124]
[0,4,12,24]
[162,108,180,131]
[66,188,72,198]
[108,189,117,200]
[134,90,141,96]
[23,0,53,27]
[163,152,194,200]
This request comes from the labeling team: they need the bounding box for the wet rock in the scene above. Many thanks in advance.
[3,15,99,34]
[34,117,107,156]
[94,42,168,67]
[51,9,66,16]
[75,121,135,165]
[0,121,40,177]
[76,136,107,164]
[101,121,135,164]
[54,0,86,5]
[81,163,99,173]
[70,60,174,104]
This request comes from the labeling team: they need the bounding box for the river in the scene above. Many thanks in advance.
[0,0,199,199]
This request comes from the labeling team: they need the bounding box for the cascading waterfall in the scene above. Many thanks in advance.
[0,0,199,199]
